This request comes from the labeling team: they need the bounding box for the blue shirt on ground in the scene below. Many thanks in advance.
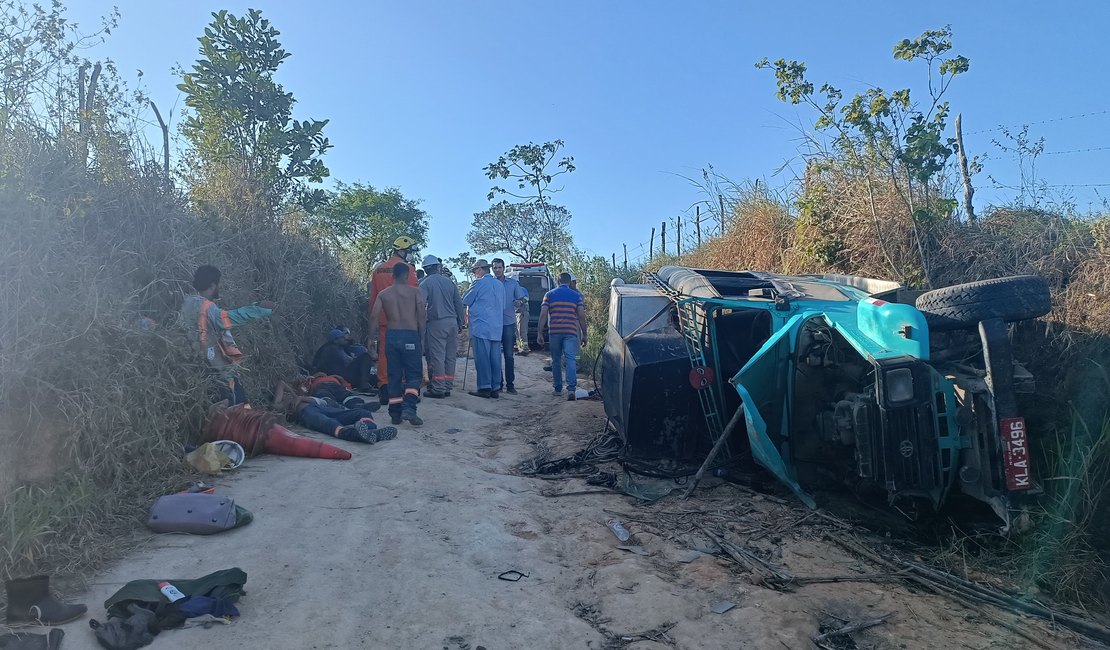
[463,274,505,341]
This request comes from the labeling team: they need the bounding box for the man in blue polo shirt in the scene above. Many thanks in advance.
[462,258,505,399]
[536,272,586,399]
[491,258,528,394]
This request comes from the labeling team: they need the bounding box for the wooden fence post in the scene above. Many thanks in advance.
[661,221,667,257]
[649,228,655,261]
[676,217,682,256]
[696,205,702,247]
[623,243,628,271]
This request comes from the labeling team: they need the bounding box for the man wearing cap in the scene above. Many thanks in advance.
[369,236,419,405]
[420,255,465,398]
[462,259,504,398]
[491,258,528,394]
[311,326,373,391]
[537,272,587,399]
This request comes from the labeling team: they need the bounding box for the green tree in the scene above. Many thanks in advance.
[178,8,331,216]
[757,26,969,284]
[466,200,574,263]
[310,181,430,278]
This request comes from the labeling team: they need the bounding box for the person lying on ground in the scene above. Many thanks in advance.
[370,262,427,426]
[181,264,276,406]
[302,373,376,409]
[273,382,397,444]
[311,327,374,391]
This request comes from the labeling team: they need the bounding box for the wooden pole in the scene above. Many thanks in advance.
[649,227,655,261]
[676,217,682,256]
[696,205,702,247]
[681,406,744,499]
[955,113,976,222]
[718,195,727,235]
[623,243,628,271]
[612,252,617,268]
[661,221,667,257]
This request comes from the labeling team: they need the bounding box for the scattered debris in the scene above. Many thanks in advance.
[615,545,649,556]
[606,518,631,542]
[710,600,735,614]
[813,612,892,644]
[496,571,528,582]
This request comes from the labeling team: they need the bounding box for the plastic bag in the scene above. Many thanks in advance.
[185,443,229,474]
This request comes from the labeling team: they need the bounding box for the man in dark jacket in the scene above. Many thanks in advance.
[312,327,373,391]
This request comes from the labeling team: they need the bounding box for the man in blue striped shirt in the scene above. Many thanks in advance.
[537,273,586,399]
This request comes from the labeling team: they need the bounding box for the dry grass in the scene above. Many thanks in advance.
[0,140,362,579]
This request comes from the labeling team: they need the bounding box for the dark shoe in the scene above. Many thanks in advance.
[378,391,390,406]
[390,413,402,425]
[0,629,64,650]
[552,388,563,396]
[468,389,491,399]
[444,391,452,397]
[489,390,500,399]
[353,419,378,444]
[567,392,576,401]
[5,576,87,626]
[373,426,398,441]
[404,413,423,426]
[423,389,447,399]
[543,365,552,372]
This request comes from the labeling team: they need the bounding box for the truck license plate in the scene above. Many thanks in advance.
[1000,417,1032,491]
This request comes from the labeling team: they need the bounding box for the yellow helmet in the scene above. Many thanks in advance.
[393,235,415,250]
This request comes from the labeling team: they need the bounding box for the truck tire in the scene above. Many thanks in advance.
[915,275,1051,331]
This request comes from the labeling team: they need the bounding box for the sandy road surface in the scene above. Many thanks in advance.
[43,353,1088,649]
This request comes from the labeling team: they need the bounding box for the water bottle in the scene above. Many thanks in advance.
[606,518,631,542]
[158,581,186,603]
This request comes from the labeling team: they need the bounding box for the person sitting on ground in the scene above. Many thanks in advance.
[312,326,374,391]
[370,262,427,426]
[181,264,277,406]
[273,382,397,444]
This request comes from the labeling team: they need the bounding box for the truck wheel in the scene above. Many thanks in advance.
[915,275,1051,331]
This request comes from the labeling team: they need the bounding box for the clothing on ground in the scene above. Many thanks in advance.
[425,318,459,394]
[550,333,579,392]
[462,274,504,342]
[541,285,583,336]
[472,336,502,391]
[385,329,422,416]
[369,254,418,387]
[498,276,528,326]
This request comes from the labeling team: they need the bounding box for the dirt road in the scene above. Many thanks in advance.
[52,353,1086,649]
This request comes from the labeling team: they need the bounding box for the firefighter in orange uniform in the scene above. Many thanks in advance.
[370,236,419,404]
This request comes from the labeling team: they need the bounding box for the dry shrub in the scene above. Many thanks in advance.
[0,142,361,577]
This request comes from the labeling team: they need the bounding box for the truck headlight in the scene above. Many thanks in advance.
[884,368,915,404]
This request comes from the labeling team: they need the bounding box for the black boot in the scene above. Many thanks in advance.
[4,576,87,626]
[0,629,64,650]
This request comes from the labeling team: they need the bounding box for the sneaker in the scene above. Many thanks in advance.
[444,391,452,397]
[489,390,500,399]
[552,388,563,396]
[404,413,423,426]
[423,389,447,399]
[353,419,379,444]
[378,392,390,406]
[567,393,576,402]
[506,385,518,395]
[468,389,492,399]
[373,425,398,441]
[390,413,402,425]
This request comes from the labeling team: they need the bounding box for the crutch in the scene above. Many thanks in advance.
[461,334,472,391]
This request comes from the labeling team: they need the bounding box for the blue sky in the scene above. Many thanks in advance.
[68,1,1110,264]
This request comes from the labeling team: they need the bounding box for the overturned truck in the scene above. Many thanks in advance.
[601,267,1052,531]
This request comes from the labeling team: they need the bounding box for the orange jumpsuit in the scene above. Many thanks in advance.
[369,254,419,389]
